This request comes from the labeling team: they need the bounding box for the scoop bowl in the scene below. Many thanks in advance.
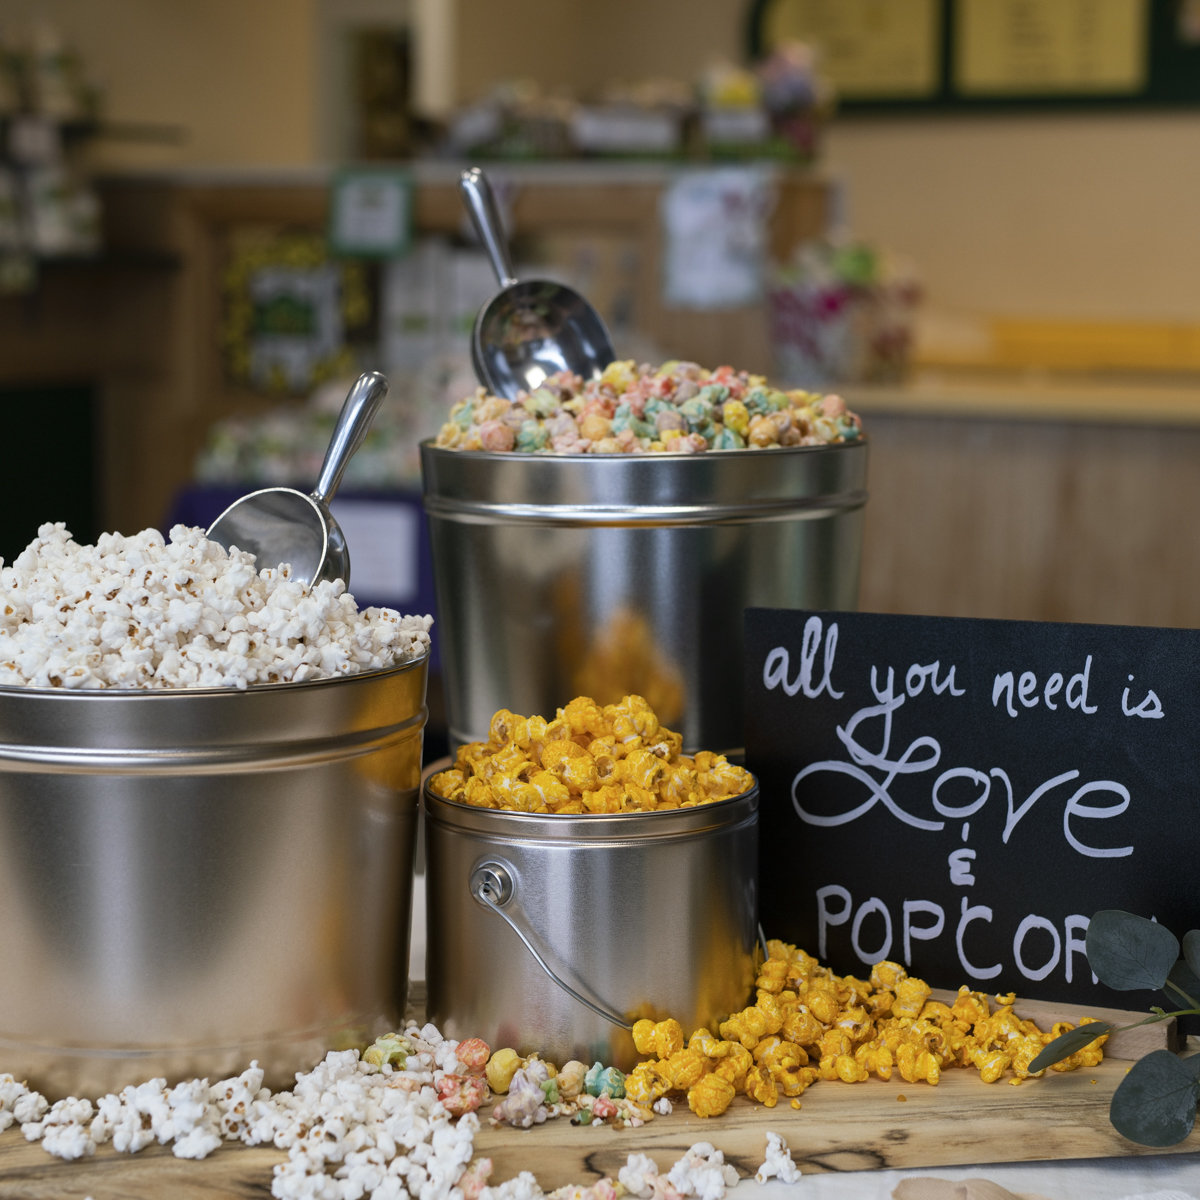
[459,167,615,399]
[473,278,616,398]
[207,371,386,587]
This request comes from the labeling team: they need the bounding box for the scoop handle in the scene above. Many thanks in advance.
[313,371,389,505]
[459,167,517,288]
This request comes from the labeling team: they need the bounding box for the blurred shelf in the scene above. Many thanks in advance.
[98,157,824,189]
[33,249,182,272]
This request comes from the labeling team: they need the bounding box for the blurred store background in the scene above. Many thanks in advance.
[5,0,1200,758]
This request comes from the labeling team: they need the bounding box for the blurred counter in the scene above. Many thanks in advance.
[846,373,1200,630]
[845,372,1200,426]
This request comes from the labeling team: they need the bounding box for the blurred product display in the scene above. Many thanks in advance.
[221,231,373,395]
[661,168,773,310]
[441,41,829,163]
[195,366,466,491]
[447,80,574,160]
[201,222,670,489]
[0,20,102,291]
[770,239,920,387]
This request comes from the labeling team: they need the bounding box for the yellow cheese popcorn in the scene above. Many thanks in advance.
[617,939,1109,1122]
[429,695,754,814]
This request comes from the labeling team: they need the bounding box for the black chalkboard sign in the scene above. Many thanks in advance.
[746,609,1200,1014]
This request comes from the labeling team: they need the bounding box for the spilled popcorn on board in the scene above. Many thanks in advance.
[624,941,1109,1118]
[0,1027,805,1198]
[0,523,431,690]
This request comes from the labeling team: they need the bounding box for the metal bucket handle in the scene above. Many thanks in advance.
[470,861,633,1031]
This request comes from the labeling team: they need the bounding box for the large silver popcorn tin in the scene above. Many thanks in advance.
[424,783,759,1070]
[0,656,427,1098]
[421,440,867,754]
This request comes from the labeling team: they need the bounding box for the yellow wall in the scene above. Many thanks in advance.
[825,113,1200,324]
[11,0,319,168]
[454,0,742,102]
[24,0,1200,327]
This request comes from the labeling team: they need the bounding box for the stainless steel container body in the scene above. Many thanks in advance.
[424,787,758,1070]
[421,441,866,754]
[0,658,427,1098]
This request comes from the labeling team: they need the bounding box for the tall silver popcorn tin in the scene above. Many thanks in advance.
[0,657,427,1098]
[424,783,759,1071]
[421,440,867,754]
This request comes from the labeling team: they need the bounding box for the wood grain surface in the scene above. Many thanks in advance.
[2,1023,1196,1198]
[1,1051,1197,1198]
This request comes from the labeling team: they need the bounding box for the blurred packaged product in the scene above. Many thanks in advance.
[0,21,103,274]
[769,239,920,387]
[699,62,769,155]
[195,360,471,490]
[700,46,830,162]
[7,115,61,165]
[570,78,691,156]
[380,236,498,369]
[571,105,682,156]
[757,41,833,162]
[25,166,100,256]
[447,80,572,159]
[28,22,88,120]
[661,167,773,309]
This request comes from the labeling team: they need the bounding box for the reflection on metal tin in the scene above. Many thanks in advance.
[0,657,428,1098]
[421,440,867,754]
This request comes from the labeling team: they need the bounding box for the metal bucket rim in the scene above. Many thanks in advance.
[0,646,430,701]
[420,436,867,466]
[424,778,759,841]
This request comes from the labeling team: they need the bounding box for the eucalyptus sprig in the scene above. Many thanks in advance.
[1027,910,1200,1147]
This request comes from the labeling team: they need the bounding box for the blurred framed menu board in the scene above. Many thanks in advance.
[749,0,1200,110]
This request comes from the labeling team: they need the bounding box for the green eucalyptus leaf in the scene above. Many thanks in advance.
[1087,911,1179,991]
[1166,958,1200,1008]
[1184,930,1200,980]
[1027,1022,1113,1074]
[1110,1050,1200,1147]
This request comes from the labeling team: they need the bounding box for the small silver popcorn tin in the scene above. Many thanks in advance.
[423,780,759,1071]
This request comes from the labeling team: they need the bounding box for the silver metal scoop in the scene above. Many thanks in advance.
[459,167,615,399]
[206,371,388,588]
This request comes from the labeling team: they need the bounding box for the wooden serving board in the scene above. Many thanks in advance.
[0,996,1193,1198]
[2,1051,1197,1198]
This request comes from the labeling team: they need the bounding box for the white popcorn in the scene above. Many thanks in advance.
[23,1096,96,1160]
[480,1172,545,1200]
[11,1022,491,1200]
[755,1132,802,1185]
[0,1074,41,1134]
[666,1143,740,1200]
[651,1097,673,1116]
[0,523,432,690]
[11,1086,47,1126]
[618,1152,661,1198]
